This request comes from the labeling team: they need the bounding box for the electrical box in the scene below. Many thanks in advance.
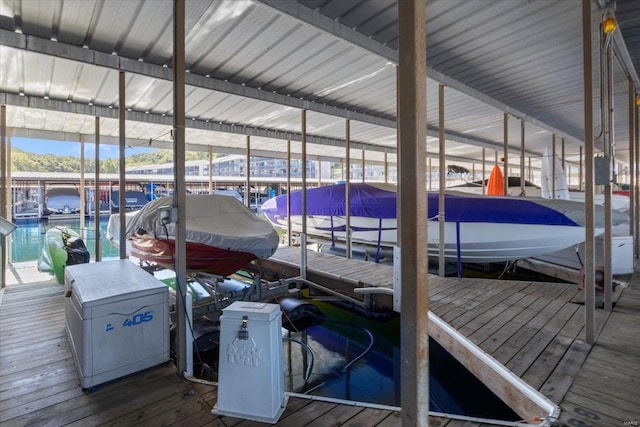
[213,301,287,423]
[158,206,178,224]
[65,260,169,389]
[594,156,610,185]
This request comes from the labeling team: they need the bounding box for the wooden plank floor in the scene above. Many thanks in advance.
[2,255,638,427]
[0,271,409,427]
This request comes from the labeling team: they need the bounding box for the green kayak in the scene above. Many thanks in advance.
[37,226,90,283]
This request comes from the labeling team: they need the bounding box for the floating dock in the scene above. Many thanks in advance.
[1,257,638,426]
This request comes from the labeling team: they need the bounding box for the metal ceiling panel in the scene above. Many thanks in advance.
[617,0,640,79]
[1,0,639,169]
[295,0,638,165]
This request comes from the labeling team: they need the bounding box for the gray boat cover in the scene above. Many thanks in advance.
[126,194,279,259]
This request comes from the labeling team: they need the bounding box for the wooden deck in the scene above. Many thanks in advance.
[0,265,407,427]
[258,247,640,426]
[1,255,638,426]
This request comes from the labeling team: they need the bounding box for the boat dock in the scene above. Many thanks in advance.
[1,254,638,426]
[257,247,640,426]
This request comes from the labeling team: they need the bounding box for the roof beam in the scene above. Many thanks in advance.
[0,92,383,151]
[256,0,583,144]
[3,94,516,167]
[1,92,565,164]
[1,29,513,154]
[612,30,640,89]
[0,29,394,127]
[6,127,372,164]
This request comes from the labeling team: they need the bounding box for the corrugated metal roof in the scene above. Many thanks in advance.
[0,0,638,174]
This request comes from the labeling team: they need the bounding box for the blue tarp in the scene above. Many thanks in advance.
[261,183,581,226]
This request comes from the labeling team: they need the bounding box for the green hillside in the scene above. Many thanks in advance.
[11,148,212,173]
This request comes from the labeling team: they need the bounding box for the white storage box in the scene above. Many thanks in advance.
[596,235,634,275]
[65,260,169,389]
[214,301,287,423]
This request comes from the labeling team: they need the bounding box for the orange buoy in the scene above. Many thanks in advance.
[486,165,505,196]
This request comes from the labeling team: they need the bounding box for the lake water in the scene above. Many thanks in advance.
[10,217,119,263]
[289,299,519,419]
[194,295,518,420]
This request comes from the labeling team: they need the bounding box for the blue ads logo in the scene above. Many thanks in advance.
[122,311,154,327]
[105,311,154,331]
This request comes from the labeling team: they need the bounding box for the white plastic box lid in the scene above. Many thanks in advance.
[221,301,281,322]
[65,260,168,307]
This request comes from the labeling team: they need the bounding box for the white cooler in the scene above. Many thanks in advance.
[64,259,169,389]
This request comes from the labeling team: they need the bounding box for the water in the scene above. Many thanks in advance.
[285,299,519,420]
[196,296,518,420]
[10,217,119,263]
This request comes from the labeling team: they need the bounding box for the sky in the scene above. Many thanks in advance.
[11,138,157,159]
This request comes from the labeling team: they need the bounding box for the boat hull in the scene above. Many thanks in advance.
[273,215,595,263]
[129,234,257,276]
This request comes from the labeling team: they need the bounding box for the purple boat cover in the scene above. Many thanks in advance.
[261,183,582,226]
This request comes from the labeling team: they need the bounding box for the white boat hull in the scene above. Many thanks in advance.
[275,215,596,263]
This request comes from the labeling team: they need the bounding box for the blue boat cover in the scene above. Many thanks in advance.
[261,183,584,226]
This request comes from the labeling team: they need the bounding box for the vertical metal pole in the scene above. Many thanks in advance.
[438,84,446,277]
[583,0,596,344]
[635,98,639,258]
[4,130,9,266]
[503,113,508,195]
[317,156,322,185]
[603,39,614,312]
[579,145,583,192]
[520,119,525,196]
[562,137,566,171]
[301,110,307,279]
[286,140,292,247]
[0,105,5,219]
[361,149,365,183]
[173,0,187,375]
[94,117,101,262]
[0,105,6,289]
[398,0,429,423]
[119,71,127,260]
[482,148,486,195]
[635,97,640,258]
[208,146,213,194]
[552,134,557,198]
[80,136,85,233]
[5,129,9,222]
[629,83,636,257]
[528,157,532,183]
[568,165,572,188]
[246,135,251,209]
[384,152,389,183]
[345,119,352,259]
